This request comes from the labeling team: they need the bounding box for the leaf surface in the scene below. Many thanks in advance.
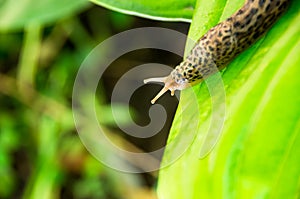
[158,0,300,198]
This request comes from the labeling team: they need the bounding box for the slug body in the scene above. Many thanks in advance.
[144,0,289,104]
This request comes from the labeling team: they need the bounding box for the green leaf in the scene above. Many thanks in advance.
[0,0,89,31]
[90,0,196,22]
[158,0,300,198]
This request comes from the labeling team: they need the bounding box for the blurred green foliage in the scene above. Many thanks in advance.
[0,0,89,31]
[0,0,166,198]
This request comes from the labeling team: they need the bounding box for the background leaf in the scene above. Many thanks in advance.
[158,0,300,198]
[0,0,89,31]
[90,0,196,22]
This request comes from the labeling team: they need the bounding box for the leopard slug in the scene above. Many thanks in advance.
[144,0,289,104]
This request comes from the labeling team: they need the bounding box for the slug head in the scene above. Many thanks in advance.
[144,74,190,104]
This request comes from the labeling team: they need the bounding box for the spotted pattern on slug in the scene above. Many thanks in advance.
[144,0,289,104]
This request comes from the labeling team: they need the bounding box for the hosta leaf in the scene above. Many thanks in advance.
[158,0,300,198]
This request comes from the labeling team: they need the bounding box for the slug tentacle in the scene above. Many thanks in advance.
[144,74,188,104]
[144,0,289,104]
